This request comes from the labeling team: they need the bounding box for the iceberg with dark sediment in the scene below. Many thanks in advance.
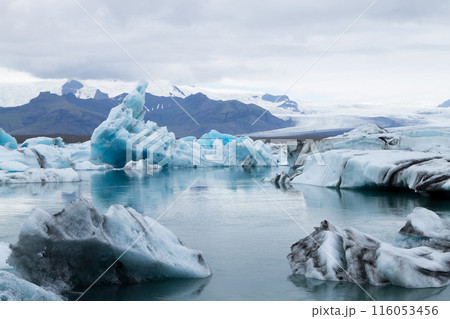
[290,124,450,194]
[288,207,450,288]
[7,199,211,293]
[0,270,62,301]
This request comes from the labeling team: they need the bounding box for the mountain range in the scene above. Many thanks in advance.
[0,80,295,137]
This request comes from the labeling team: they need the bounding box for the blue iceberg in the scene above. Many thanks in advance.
[0,128,17,149]
[90,81,276,168]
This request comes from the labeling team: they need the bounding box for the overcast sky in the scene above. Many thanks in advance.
[1,0,449,106]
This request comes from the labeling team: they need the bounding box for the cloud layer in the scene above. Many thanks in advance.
[1,0,449,106]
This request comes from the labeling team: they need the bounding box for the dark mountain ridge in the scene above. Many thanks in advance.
[0,91,294,137]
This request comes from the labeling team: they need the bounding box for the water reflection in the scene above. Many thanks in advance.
[76,277,211,301]
[288,275,449,301]
[1,168,450,300]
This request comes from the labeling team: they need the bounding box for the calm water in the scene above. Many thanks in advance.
[1,167,449,301]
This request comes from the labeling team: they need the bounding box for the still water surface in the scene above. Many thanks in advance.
[0,167,449,300]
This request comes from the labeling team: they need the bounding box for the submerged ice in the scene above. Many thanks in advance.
[288,207,450,288]
[8,199,211,292]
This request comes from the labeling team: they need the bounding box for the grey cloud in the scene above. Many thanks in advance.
[0,0,449,104]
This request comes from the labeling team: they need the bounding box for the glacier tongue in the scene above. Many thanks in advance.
[288,207,450,288]
[7,198,212,293]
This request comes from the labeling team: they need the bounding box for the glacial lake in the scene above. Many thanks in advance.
[1,167,450,301]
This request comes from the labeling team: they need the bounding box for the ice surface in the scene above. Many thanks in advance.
[291,149,450,192]
[288,124,450,193]
[288,208,450,288]
[0,270,62,301]
[0,168,80,184]
[0,129,17,149]
[319,125,450,154]
[8,199,212,292]
[399,207,450,241]
[124,159,162,172]
[90,81,176,167]
[0,242,11,269]
[21,137,65,148]
[0,137,107,181]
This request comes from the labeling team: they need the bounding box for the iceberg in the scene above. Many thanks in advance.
[319,124,450,154]
[0,129,17,149]
[90,81,276,168]
[0,242,10,269]
[288,207,450,288]
[1,81,276,177]
[8,199,211,293]
[0,270,62,301]
[0,168,80,184]
[21,137,65,148]
[90,80,175,168]
[291,149,450,192]
[289,124,450,194]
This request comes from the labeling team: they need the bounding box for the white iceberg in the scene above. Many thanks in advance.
[288,124,450,194]
[0,270,62,301]
[0,168,80,184]
[0,129,17,149]
[0,242,11,270]
[8,199,212,293]
[319,124,450,154]
[0,138,106,183]
[21,137,65,148]
[288,207,450,288]
[291,149,450,193]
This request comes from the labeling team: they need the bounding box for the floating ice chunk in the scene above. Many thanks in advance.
[0,146,40,172]
[288,221,348,282]
[124,159,162,172]
[399,207,450,241]
[0,168,80,184]
[73,161,111,171]
[288,208,450,288]
[376,243,450,288]
[291,149,450,193]
[0,242,11,269]
[90,81,175,167]
[318,124,450,154]
[262,172,291,188]
[8,199,211,292]
[0,128,17,149]
[199,130,276,166]
[90,81,276,167]
[0,270,62,301]
[21,137,65,148]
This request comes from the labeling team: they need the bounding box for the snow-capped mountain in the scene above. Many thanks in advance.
[0,80,294,137]
[0,78,301,117]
